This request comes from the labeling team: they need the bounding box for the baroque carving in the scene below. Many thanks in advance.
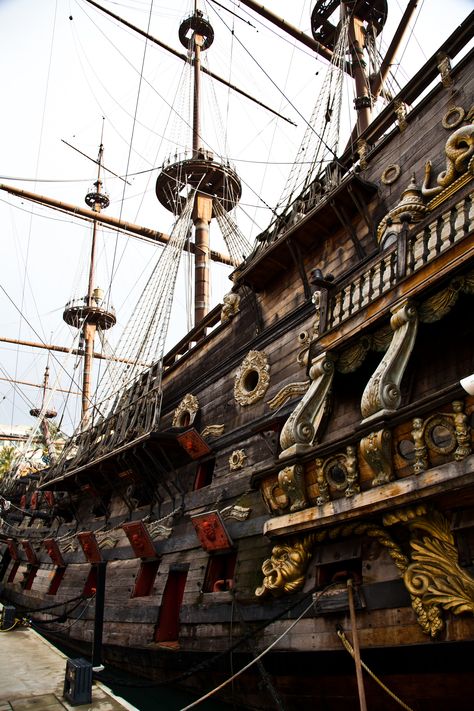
[201,424,225,439]
[172,393,199,427]
[278,464,308,512]
[221,292,240,323]
[315,446,360,504]
[410,401,472,475]
[229,449,247,471]
[267,381,310,411]
[360,428,393,486]
[422,123,474,198]
[279,352,335,458]
[256,507,474,638]
[220,504,251,521]
[394,99,408,131]
[381,163,401,185]
[361,301,418,421]
[418,271,474,323]
[377,176,428,245]
[436,52,452,88]
[234,350,270,407]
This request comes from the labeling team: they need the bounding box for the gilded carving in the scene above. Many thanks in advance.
[418,277,463,323]
[360,428,393,486]
[220,292,240,323]
[267,381,310,410]
[357,138,369,170]
[436,52,452,88]
[394,99,408,131]
[278,464,308,512]
[201,424,225,439]
[279,352,335,458]
[381,163,401,185]
[377,176,428,245]
[256,508,474,638]
[410,401,471,474]
[361,301,418,421]
[315,447,360,503]
[234,350,270,407]
[172,393,199,427]
[296,330,311,367]
[255,535,316,597]
[315,458,330,505]
[422,123,474,198]
[412,417,428,475]
[442,106,465,129]
[229,449,247,471]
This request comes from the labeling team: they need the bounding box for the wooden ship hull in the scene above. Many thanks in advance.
[1,5,474,710]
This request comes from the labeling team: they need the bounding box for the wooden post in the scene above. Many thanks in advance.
[347,578,367,711]
[92,561,106,670]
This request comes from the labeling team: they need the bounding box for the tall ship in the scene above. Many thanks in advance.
[1,1,474,708]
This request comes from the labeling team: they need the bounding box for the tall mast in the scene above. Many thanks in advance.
[29,363,57,465]
[63,141,116,425]
[155,4,242,327]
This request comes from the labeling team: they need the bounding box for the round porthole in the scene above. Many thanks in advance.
[324,457,348,491]
[234,350,270,406]
[398,438,415,462]
[425,418,456,454]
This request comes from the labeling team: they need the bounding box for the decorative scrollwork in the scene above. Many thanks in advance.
[422,123,474,198]
[229,449,247,471]
[410,401,471,475]
[361,301,418,420]
[267,381,310,410]
[234,350,270,407]
[278,464,308,512]
[314,446,360,503]
[256,507,474,638]
[172,393,199,427]
[201,424,225,439]
[360,428,393,486]
[220,292,240,323]
[279,352,335,457]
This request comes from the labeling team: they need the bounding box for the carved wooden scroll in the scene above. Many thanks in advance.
[361,301,418,421]
[279,352,335,459]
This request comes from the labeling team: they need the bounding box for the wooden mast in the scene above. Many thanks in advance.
[191,4,212,325]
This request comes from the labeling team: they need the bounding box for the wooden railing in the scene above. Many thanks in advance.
[325,192,473,331]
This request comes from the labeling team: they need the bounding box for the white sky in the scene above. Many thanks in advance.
[0,0,472,435]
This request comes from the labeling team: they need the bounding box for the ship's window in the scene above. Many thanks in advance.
[176,411,191,427]
[380,232,397,250]
[398,439,415,461]
[6,561,20,583]
[326,463,347,490]
[430,424,455,451]
[48,567,66,595]
[202,551,237,593]
[193,458,215,490]
[132,560,160,598]
[23,565,39,591]
[83,566,98,597]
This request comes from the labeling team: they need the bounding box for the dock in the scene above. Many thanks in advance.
[0,619,136,711]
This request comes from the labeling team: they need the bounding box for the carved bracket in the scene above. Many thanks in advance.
[279,352,335,459]
[360,428,393,486]
[278,464,308,512]
[256,506,474,639]
[361,301,418,421]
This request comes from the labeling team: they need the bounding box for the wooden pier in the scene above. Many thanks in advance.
[0,618,136,711]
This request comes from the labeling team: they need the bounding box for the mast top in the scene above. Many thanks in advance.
[179,10,214,52]
[311,0,388,50]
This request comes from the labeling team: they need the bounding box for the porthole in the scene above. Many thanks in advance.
[398,438,415,462]
[424,418,456,455]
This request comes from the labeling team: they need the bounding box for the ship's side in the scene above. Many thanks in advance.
[1,24,474,711]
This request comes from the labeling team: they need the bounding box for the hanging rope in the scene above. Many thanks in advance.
[336,627,416,711]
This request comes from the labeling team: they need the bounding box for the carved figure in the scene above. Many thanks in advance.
[255,537,315,597]
[422,123,474,197]
[221,292,240,323]
[278,464,308,512]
